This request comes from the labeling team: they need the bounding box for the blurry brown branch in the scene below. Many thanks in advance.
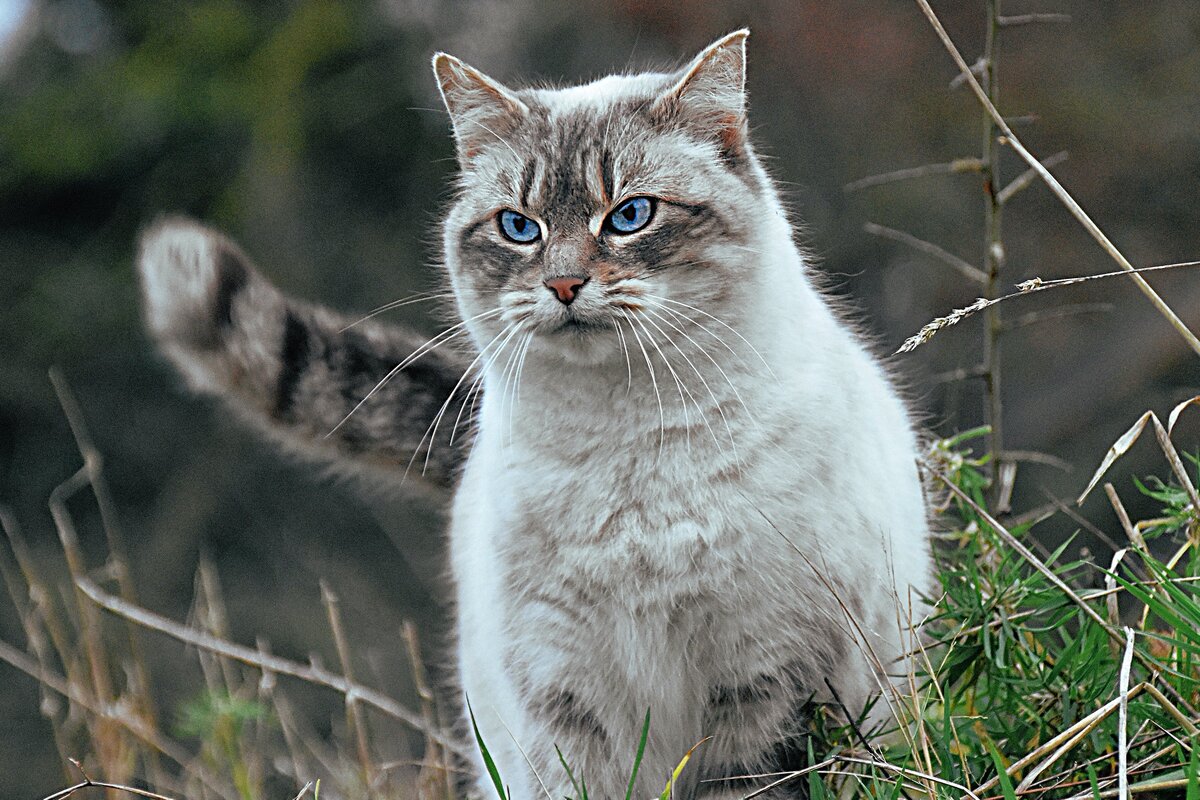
[863,222,987,284]
[998,12,1071,26]
[0,638,237,800]
[844,158,983,192]
[320,580,375,788]
[1003,302,1113,331]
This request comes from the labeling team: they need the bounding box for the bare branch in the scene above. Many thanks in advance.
[949,56,987,89]
[913,0,1200,357]
[844,158,983,193]
[998,449,1072,472]
[864,222,987,284]
[320,580,374,788]
[75,576,468,757]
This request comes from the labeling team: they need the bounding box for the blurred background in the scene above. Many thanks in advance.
[2,0,1199,795]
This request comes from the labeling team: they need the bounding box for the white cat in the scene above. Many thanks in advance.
[139,30,931,799]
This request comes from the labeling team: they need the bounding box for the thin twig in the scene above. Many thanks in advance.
[930,364,988,384]
[997,449,1071,472]
[996,150,1069,204]
[863,222,987,284]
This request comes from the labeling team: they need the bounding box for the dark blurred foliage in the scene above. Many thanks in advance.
[2,0,1199,794]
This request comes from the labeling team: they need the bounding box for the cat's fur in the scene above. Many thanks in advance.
[139,31,932,799]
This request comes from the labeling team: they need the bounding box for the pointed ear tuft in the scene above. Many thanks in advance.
[432,52,528,163]
[660,30,750,154]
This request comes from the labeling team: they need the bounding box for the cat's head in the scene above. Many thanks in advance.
[435,31,781,366]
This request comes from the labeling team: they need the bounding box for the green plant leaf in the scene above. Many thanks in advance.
[466,697,509,800]
[624,708,651,800]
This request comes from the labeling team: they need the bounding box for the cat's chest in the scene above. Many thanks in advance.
[480,427,758,597]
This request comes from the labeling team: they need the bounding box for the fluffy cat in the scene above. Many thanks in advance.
[139,30,932,799]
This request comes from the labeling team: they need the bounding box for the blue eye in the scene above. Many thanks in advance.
[606,197,654,234]
[498,210,541,243]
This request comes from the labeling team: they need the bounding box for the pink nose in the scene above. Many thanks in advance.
[543,276,587,305]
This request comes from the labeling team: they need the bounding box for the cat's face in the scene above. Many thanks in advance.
[437,32,767,365]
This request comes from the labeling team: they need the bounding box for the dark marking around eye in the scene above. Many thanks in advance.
[519,159,537,209]
[598,148,615,201]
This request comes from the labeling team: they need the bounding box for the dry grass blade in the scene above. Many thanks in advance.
[1079,402,1200,514]
[1104,484,1147,552]
[41,779,179,800]
[913,0,1200,357]
[1150,415,1200,517]
[43,761,179,800]
[74,575,468,757]
[1167,395,1200,435]
[1078,411,1155,504]
[1118,627,1135,800]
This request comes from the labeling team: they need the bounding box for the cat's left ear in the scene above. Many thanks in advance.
[432,52,529,164]
[659,29,750,155]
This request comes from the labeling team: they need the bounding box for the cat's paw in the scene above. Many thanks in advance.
[137,216,254,351]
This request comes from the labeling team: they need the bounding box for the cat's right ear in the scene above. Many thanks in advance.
[432,53,528,164]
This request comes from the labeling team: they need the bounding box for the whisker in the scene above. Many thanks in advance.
[636,310,734,457]
[499,331,530,448]
[619,309,666,453]
[326,307,503,437]
[338,291,454,333]
[513,330,534,408]
[642,305,758,428]
[643,294,776,378]
[612,317,634,394]
[462,118,521,161]
[404,322,518,482]
[628,313,693,453]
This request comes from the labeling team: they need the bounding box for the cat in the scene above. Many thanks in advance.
[138,30,932,799]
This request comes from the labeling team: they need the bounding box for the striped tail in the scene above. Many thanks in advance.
[137,217,472,491]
